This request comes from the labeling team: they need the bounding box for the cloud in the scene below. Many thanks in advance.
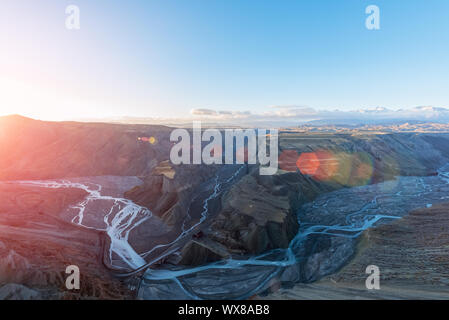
[190,108,252,120]
[190,108,219,116]
[263,106,317,118]
[268,104,310,109]
[188,105,449,127]
[191,106,317,120]
[97,105,449,127]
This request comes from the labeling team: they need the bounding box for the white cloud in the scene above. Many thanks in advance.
[90,105,449,127]
[190,108,219,116]
[189,105,449,126]
[190,108,252,120]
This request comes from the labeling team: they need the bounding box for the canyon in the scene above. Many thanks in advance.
[1,115,449,299]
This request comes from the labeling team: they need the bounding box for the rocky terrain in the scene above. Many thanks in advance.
[0,183,133,299]
[0,115,173,180]
[294,121,449,134]
[2,115,449,299]
[264,203,449,299]
[128,130,449,266]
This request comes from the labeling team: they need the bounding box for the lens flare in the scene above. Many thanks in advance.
[311,150,340,181]
[296,152,320,176]
[295,150,375,187]
[279,150,300,172]
[346,152,374,186]
[374,155,400,193]
[138,136,157,144]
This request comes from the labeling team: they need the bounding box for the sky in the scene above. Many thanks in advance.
[0,0,448,121]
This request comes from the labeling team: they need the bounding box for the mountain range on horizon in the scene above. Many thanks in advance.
[2,112,449,299]
[4,105,449,128]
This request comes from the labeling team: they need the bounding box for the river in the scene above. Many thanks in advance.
[7,164,449,299]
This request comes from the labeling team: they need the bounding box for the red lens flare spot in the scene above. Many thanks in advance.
[313,150,339,181]
[296,152,320,175]
[357,162,372,179]
[138,136,157,144]
[347,152,374,186]
[279,150,300,172]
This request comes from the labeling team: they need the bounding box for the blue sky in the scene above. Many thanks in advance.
[0,0,448,120]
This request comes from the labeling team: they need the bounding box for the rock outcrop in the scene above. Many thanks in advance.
[0,184,133,299]
[334,203,449,287]
[0,115,172,180]
[3,116,449,271]
[263,203,449,299]
[0,284,45,300]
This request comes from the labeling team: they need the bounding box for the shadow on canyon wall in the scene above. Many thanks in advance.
[2,115,449,298]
